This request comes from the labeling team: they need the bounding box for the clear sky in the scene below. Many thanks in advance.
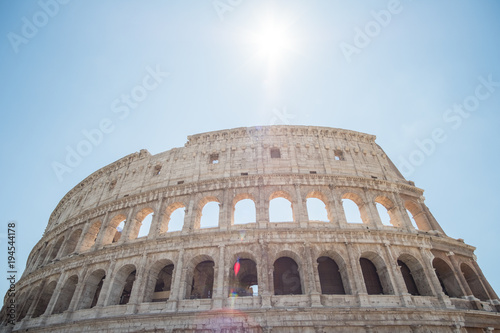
[1,0,500,299]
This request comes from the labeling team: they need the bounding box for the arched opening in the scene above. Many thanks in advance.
[233,198,256,225]
[189,260,215,299]
[317,256,345,294]
[32,281,57,318]
[61,229,82,257]
[113,220,125,243]
[273,257,302,295]
[133,208,154,239]
[36,245,50,267]
[101,214,128,245]
[269,192,294,223]
[78,269,106,310]
[199,201,220,229]
[397,260,419,295]
[461,263,489,301]
[405,209,419,230]
[80,221,101,251]
[405,201,432,231]
[432,258,463,298]
[376,203,392,226]
[160,203,186,233]
[397,254,433,296]
[137,212,153,238]
[375,196,401,227]
[52,275,78,314]
[17,291,35,321]
[229,258,258,297]
[47,236,65,262]
[360,258,385,295]
[342,197,363,223]
[306,197,329,222]
[106,265,137,306]
[152,264,174,302]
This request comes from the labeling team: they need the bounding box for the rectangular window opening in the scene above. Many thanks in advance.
[177,180,184,185]
[309,171,317,174]
[241,172,249,176]
[334,150,344,161]
[270,148,281,159]
[209,153,219,164]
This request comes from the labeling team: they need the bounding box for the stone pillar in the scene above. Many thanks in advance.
[148,197,165,239]
[219,189,230,231]
[344,242,367,306]
[362,198,382,229]
[446,252,471,297]
[392,194,415,231]
[74,220,91,253]
[328,185,344,228]
[259,239,272,308]
[382,243,413,307]
[257,182,269,228]
[93,211,110,249]
[418,247,453,308]
[304,244,321,307]
[213,245,226,308]
[97,259,117,307]
[25,282,46,319]
[120,207,137,242]
[44,274,65,316]
[294,184,308,227]
[470,259,499,302]
[125,255,147,314]
[182,196,196,234]
[168,248,185,311]
[67,265,89,312]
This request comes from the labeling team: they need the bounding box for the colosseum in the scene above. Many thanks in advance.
[2,125,499,332]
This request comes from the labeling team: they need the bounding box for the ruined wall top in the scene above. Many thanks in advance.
[46,125,407,232]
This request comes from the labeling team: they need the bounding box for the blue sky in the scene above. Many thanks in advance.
[1,0,500,298]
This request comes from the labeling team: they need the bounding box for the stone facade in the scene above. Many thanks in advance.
[1,125,499,332]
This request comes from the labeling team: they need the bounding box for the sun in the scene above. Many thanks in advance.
[252,18,295,63]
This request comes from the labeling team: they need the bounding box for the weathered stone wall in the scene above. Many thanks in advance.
[1,126,499,332]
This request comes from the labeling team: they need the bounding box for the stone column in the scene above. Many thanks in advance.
[294,184,308,227]
[67,265,89,312]
[44,274,66,316]
[96,259,117,307]
[345,242,367,306]
[362,198,382,229]
[213,244,226,308]
[74,220,91,253]
[259,239,272,308]
[182,196,196,234]
[93,211,109,249]
[471,259,499,302]
[257,182,269,228]
[392,194,414,231]
[120,207,137,242]
[328,185,345,228]
[168,248,185,311]
[219,189,230,231]
[148,197,165,239]
[304,244,321,307]
[124,255,147,314]
[418,248,453,308]
[446,252,471,297]
[382,243,413,307]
